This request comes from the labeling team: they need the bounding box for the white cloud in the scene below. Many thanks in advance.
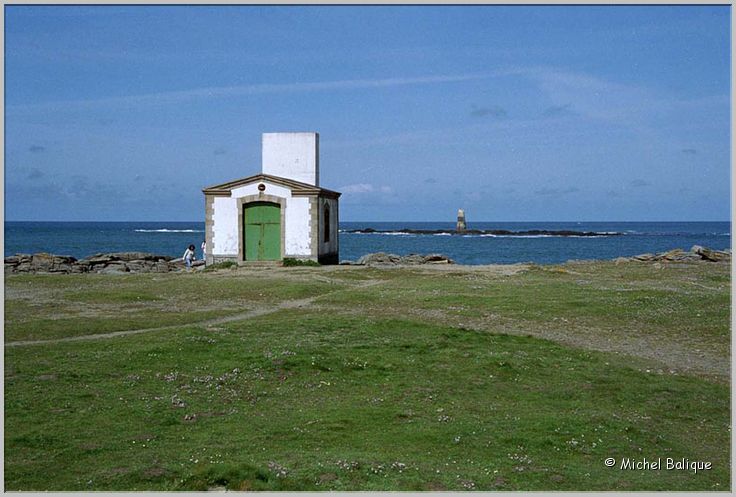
[7,72,498,112]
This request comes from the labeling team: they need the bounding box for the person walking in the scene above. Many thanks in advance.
[183,244,196,269]
[200,240,206,263]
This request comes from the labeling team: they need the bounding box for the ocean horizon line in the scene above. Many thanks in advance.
[5,220,730,265]
[4,219,732,224]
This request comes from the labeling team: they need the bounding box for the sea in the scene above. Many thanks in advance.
[4,221,731,265]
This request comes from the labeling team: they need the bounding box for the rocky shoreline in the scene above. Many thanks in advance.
[3,245,730,274]
[343,253,455,266]
[3,252,204,274]
[612,245,730,263]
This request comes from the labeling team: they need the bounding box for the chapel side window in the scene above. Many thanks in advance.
[324,205,330,243]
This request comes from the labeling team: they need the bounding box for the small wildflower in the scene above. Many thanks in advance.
[268,461,288,477]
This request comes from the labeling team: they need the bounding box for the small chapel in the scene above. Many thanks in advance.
[202,132,341,265]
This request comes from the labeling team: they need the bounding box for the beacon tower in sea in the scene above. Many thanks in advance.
[457,209,467,232]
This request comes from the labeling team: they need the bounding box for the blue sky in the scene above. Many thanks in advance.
[4,5,731,221]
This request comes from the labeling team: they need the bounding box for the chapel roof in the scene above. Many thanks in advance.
[202,173,341,199]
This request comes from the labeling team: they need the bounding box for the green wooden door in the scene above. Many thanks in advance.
[244,202,281,261]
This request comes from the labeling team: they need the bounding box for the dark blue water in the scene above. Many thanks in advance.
[4,221,731,265]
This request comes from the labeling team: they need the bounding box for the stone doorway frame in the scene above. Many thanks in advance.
[237,194,286,263]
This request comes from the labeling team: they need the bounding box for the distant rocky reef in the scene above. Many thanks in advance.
[343,228,621,237]
[4,252,204,274]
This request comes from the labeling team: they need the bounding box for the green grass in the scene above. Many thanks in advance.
[203,261,238,271]
[283,258,321,267]
[4,272,347,342]
[320,262,731,361]
[4,262,730,490]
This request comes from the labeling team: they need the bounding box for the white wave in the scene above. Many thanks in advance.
[476,234,556,238]
[346,230,617,238]
[498,234,555,238]
[134,229,204,233]
[343,231,415,236]
[479,234,610,239]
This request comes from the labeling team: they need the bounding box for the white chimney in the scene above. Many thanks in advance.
[261,132,319,186]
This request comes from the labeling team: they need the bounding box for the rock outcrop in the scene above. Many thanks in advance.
[690,245,731,262]
[620,246,730,264]
[348,252,454,266]
[5,245,728,274]
[3,253,77,274]
[4,252,205,274]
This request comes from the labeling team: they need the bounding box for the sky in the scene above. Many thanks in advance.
[4,5,731,222]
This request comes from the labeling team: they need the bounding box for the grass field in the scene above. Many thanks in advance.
[4,261,731,490]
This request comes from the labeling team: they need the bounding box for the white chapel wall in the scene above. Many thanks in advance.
[285,197,312,257]
[211,180,313,259]
[211,197,238,255]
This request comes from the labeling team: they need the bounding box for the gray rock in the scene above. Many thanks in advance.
[86,253,115,264]
[6,254,32,265]
[356,252,402,265]
[49,264,73,273]
[31,253,63,272]
[355,252,454,266]
[53,255,76,264]
[108,252,173,262]
[15,262,32,272]
[153,262,170,273]
[125,262,150,273]
[39,254,76,274]
[98,264,129,274]
[423,254,454,264]
[627,246,731,264]
[661,249,686,261]
[632,253,655,261]
[695,246,730,262]
[400,254,426,265]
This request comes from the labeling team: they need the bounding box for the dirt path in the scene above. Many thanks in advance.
[6,279,384,348]
[484,321,731,381]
